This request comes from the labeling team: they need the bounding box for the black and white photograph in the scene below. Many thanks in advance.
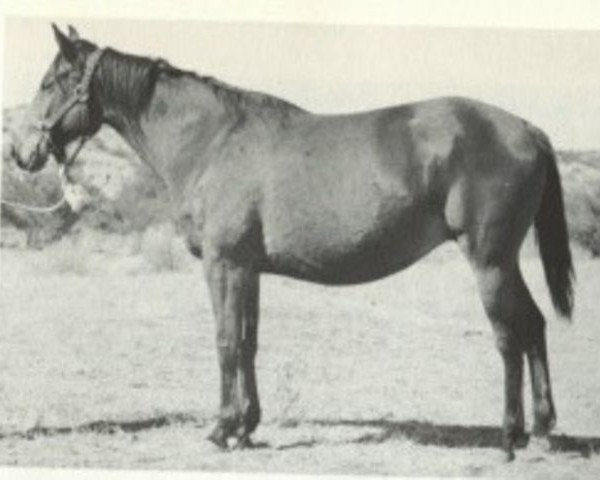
[1,1,600,478]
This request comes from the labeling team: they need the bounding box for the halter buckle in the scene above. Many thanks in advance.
[74,84,89,102]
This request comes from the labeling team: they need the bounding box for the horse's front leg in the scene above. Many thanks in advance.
[237,272,261,446]
[204,253,259,448]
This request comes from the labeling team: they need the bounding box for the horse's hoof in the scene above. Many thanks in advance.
[503,448,516,462]
[207,429,229,450]
[234,435,253,450]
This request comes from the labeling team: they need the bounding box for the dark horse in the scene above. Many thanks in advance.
[13,25,574,461]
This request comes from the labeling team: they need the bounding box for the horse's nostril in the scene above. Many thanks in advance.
[10,144,22,165]
[11,142,34,171]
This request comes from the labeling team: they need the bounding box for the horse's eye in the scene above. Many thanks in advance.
[41,70,71,91]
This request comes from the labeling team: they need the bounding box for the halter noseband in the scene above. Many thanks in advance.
[40,48,104,165]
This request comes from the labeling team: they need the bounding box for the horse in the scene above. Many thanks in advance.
[12,24,574,461]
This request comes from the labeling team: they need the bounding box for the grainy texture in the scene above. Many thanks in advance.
[0,243,598,476]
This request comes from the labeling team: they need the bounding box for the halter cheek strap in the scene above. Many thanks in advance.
[40,48,104,134]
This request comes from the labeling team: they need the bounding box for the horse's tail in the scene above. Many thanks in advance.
[533,136,575,320]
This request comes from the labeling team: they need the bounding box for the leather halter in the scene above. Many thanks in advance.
[40,48,104,164]
[1,49,105,213]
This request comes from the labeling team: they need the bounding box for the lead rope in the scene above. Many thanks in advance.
[0,194,68,214]
[1,136,91,213]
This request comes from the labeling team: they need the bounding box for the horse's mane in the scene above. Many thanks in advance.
[94,47,161,116]
[95,47,305,120]
[157,61,306,119]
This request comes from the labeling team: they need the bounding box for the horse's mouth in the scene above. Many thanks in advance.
[12,141,52,173]
[13,149,46,173]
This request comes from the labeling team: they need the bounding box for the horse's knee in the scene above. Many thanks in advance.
[216,343,240,370]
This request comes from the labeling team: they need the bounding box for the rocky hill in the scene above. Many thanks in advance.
[2,105,170,248]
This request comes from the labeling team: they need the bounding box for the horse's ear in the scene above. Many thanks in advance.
[52,23,77,62]
[67,25,80,41]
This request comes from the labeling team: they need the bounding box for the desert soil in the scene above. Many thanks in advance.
[0,242,599,477]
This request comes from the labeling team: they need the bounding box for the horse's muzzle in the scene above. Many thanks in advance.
[12,134,51,173]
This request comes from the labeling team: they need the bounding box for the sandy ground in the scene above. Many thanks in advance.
[0,241,599,477]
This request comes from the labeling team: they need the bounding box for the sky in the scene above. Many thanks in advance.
[3,8,600,150]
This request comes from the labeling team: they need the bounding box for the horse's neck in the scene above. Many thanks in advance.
[96,55,304,205]
[141,77,232,193]
[102,72,233,201]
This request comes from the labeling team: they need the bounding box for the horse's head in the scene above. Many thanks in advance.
[12,24,104,172]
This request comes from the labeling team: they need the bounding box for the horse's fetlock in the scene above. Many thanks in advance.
[533,401,556,435]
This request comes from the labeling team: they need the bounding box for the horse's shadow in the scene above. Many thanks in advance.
[0,412,200,441]
[1,413,598,458]
[300,418,600,458]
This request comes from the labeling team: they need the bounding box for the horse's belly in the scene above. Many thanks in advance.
[262,205,449,284]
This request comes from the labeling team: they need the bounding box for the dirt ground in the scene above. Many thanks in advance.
[0,242,599,477]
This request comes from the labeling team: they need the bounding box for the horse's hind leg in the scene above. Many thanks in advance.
[465,254,555,460]
[470,262,525,460]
